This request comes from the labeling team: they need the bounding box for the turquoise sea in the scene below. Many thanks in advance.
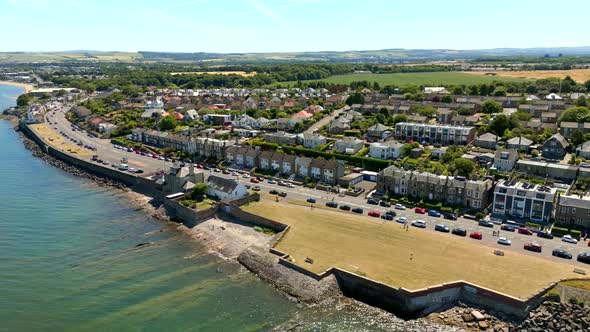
[0,84,434,332]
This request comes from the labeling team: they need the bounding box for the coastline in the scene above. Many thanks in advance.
[0,81,35,94]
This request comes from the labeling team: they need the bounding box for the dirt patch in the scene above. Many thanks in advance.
[463,69,590,82]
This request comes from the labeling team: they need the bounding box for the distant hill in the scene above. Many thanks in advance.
[1,47,590,64]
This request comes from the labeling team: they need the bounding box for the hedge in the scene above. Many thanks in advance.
[551,226,582,239]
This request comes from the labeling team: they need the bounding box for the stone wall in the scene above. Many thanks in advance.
[163,198,218,228]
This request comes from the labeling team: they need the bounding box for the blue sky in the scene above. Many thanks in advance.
[1,0,588,53]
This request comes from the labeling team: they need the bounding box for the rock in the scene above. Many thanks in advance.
[478,321,489,329]
[471,310,486,321]
[463,314,474,322]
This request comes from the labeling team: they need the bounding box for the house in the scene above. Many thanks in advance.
[302,133,327,149]
[295,156,313,178]
[437,108,453,124]
[291,110,313,120]
[394,122,475,145]
[369,140,404,159]
[71,106,91,118]
[493,149,518,171]
[366,123,390,138]
[264,131,297,145]
[185,109,199,121]
[280,154,296,175]
[540,112,557,123]
[98,122,117,135]
[545,93,562,100]
[492,180,556,223]
[163,163,205,193]
[423,87,450,94]
[258,150,275,171]
[576,141,590,159]
[203,114,231,125]
[540,133,568,160]
[505,137,533,153]
[245,148,261,168]
[376,166,493,209]
[334,137,364,154]
[308,158,344,184]
[86,115,108,130]
[328,119,351,134]
[206,175,247,200]
[475,133,499,150]
[555,194,590,228]
[233,114,257,128]
[141,108,166,119]
[560,122,590,137]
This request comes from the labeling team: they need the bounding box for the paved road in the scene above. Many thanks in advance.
[304,105,349,134]
[45,103,590,268]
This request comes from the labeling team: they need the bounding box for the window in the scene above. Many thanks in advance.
[572,208,576,214]
[517,190,526,196]
[536,193,545,199]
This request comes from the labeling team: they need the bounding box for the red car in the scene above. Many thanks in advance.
[587,241,590,247]
[196,163,204,169]
[470,232,483,240]
[518,227,533,235]
[250,178,260,183]
[414,207,426,214]
[135,150,141,154]
[368,211,381,218]
[524,243,542,252]
[152,154,159,159]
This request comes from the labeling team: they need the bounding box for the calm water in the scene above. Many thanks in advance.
[0,84,426,332]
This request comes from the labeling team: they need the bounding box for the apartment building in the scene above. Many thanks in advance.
[394,122,475,145]
[555,194,590,229]
[492,180,556,223]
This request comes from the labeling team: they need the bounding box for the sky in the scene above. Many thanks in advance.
[1,0,589,53]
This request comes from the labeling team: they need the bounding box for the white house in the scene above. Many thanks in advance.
[334,137,364,154]
[233,114,257,128]
[185,109,199,121]
[545,93,563,100]
[493,148,518,171]
[369,140,404,159]
[302,133,327,149]
[206,175,247,200]
[423,87,450,94]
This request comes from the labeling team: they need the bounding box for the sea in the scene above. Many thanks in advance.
[0,84,441,332]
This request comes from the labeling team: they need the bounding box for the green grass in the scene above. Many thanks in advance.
[275,72,528,87]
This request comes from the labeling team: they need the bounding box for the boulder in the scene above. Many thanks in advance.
[478,321,489,330]
[471,310,486,321]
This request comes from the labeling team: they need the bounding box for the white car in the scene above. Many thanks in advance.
[411,220,427,228]
[497,237,512,246]
[231,172,238,176]
[395,216,408,224]
[242,174,250,178]
[394,204,406,210]
[286,183,295,188]
[562,235,578,244]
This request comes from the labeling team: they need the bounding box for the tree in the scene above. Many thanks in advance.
[345,92,364,106]
[488,114,510,137]
[584,80,590,92]
[441,95,453,103]
[402,142,420,157]
[392,114,408,125]
[571,129,586,147]
[376,113,386,124]
[451,158,475,177]
[558,106,590,123]
[16,94,31,107]
[452,86,464,95]
[576,95,587,107]
[481,100,501,114]
[158,115,178,131]
[531,149,540,157]
[191,183,208,202]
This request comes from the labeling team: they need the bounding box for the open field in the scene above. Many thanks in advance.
[170,71,257,76]
[275,72,527,87]
[464,69,590,82]
[29,123,92,157]
[0,52,140,63]
[242,200,584,299]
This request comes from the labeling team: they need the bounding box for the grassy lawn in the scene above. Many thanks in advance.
[560,279,590,291]
[275,72,527,87]
[242,200,584,299]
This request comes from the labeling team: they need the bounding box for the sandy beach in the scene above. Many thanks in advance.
[0,81,35,94]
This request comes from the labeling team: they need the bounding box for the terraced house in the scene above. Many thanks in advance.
[492,180,556,223]
[394,123,475,146]
[376,166,493,209]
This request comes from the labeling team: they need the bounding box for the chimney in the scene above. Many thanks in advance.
[189,162,195,176]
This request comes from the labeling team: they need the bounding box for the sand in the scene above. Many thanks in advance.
[0,81,35,93]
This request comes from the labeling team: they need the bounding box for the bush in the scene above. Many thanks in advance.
[525,222,541,229]
[475,212,485,220]
[441,207,454,213]
[550,226,581,238]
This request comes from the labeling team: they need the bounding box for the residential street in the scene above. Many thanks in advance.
[303,105,349,134]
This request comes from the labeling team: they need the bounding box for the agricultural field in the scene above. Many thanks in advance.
[243,200,582,299]
[0,52,141,63]
[275,71,527,87]
[464,69,590,82]
[170,71,257,76]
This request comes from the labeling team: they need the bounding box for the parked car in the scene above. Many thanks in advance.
[562,235,578,244]
[267,180,277,184]
[244,184,251,189]
[250,178,260,183]
[396,217,408,224]
[577,253,590,264]
[379,200,391,207]
[385,210,396,217]
[443,212,457,220]
[351,207,364,214]
[552,249,572,259]
[524,243,542,252]
[286,183,295,188]
[469,232,483,240]
[501,224,516,232]
[434,224,450,233]
[452,228,467,237]
[489,217,503,225]
[518,227,533,235]
[478,220,494,228]
[414,207,426,214]
[325,201,338,208]
[242,173,250,178]
[339,205,351,211]
[411,220,426,228]
[367,198,379,205]
[278,191,287,197]
[497,237,512,246]
[368,211,381,218]
[252,186,261,191]
[269,189,279,195]
[537,231,554,239]
[381,214,394,221]
[306,198,316,204]
[213,168,221,172]
[394,204,406,210]
[428,210,441,217]
[135,169,144,174]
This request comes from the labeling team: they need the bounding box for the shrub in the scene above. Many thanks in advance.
[441,207,453,213]
[525,222,541,229]
[475,212,485,220]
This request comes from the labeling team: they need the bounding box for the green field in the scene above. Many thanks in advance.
[277,72,528,87]
[0,52,141,63]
